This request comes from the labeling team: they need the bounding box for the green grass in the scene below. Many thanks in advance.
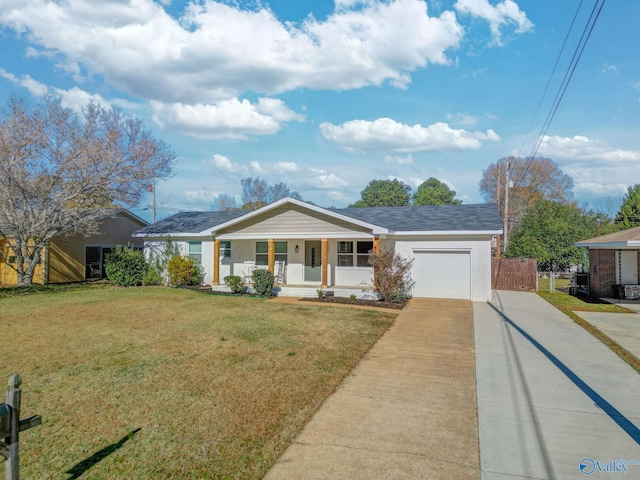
[1,286,395,479]
[538,291,640,374]
[536,276,571,293]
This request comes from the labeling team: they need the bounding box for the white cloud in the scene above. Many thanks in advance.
[276,162,299,173]
[454,0,532,46]
[209,154,248,175]
[306,168,350,189]
[446,112,478,126]
[0,68,111,112]
[0,0,467,103]
[320,117,500,153]
[538,135,640,165]
[150,98,304,140]
[384,154,414,165]
[537,135,640,202]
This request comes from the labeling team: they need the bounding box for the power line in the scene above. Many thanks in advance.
[513,0,606,187]
[515,0,585,160]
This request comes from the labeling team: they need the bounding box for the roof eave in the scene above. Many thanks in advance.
[393,229,503,236]
[576,241,640,248]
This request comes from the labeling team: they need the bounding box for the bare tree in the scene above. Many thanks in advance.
[0,95,175,285]
[480,156,574,227]
[240,177,302,210]
[213,193,239,211]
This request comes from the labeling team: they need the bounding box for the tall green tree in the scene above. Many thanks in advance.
[413,178,462,205]
[615,185,640,228]
[350,179,411,208]
[506,199,600,271]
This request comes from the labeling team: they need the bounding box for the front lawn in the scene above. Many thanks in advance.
[538,291,640,373]
[1,286,395,479]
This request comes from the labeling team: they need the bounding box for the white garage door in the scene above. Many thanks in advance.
[413,251,471,300]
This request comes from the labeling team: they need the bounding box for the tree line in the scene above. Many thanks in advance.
[481,156,640,271]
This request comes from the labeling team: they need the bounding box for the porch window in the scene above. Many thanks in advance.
[220,241,231,259]
[256,241,288,266]
[357,241,374,267]
[337,241,373,267]
[188,242,202,264]
[337,241,354,266]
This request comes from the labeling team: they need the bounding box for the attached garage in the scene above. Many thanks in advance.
[413,250,471,300]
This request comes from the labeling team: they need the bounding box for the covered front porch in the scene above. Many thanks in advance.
[210,237,380,292]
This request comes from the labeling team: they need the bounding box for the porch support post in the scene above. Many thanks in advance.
[268,239,275,274]
[321,238,328,288]
[213,238,220,285]
[373,237,380,253]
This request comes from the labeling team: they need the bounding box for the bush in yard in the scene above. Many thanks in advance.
[144,238,180,286]
[224,275,244,294]
[252,269,274,296]
[167,255,203,287]
[368,248,415,303]
[142,267,163,286]
[104,245,147,287]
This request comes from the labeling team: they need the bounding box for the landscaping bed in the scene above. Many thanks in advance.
[301,295,407,309]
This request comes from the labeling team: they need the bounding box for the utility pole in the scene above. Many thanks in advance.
[152,175,156,224]
[504,160,510,251]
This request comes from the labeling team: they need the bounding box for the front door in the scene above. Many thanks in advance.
[617,251,638,284]
[304,241,321,282]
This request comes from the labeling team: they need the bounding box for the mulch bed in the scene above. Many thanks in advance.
[301,296,407,310]
[184,286,407,309]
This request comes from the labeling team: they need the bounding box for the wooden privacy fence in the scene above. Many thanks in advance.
[492,258,537,292]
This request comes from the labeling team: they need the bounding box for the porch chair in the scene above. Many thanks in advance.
[274,260,286,285]
[243,261,256,284]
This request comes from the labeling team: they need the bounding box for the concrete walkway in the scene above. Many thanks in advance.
[579,311,640,361]
[475,291,640,479]
[264,298,480,480]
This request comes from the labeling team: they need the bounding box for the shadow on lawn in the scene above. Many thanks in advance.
[65,428,141,479]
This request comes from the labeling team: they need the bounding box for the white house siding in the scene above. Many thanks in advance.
[393,235,493,302]
[217,204,371,237]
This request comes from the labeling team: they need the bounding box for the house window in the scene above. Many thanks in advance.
[220,241,231,259]
[337,241,373,267]
[275,241,288,265]
[337,241,354,267]
[256,241,288,266]
[188,242,202,264]
[357,241,374,267]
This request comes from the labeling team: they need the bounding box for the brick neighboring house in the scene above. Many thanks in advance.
[576,227,640,298]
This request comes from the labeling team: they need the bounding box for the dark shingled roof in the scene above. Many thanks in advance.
[134,202,501,235]
[134,210,247,235]
[332,203,502,231]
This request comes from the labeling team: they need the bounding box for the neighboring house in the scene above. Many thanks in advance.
[134,197,502,301]
[0,210,148,286]
[576,227,640,298]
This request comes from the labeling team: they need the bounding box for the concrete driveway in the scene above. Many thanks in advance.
[264,298,479,480]
[475,291,640,479]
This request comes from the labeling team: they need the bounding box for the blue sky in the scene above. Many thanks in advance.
[1,0,638,221]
